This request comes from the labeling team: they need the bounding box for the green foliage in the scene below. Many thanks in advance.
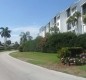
[19,46,23,52]
[67,16,76,26]
[75,58,81,65]
[45,32,77,53]
[20,31,32,45]
[23,40,35,52]
[6,40,11,45]
[73,11,81,19]
[50,24,59,34]
[76,33,86,49]
[58,47,83,58]
[0,27,11,38]
[67,11,81,27]
[34,36,44,52]
[19,36,44,52]
[58,47,71,58]
[19,31,86,53]
[83,14,86,24]
[45,32,51,38]
[0,27,11,50]
[58,47,85,66]
[68,47,83,57]
[6,46,11,50]
[14,42,19,50]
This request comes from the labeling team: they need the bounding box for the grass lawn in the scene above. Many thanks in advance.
[10,52,86,78]
[79,65,86,72]
[10,52,59,65]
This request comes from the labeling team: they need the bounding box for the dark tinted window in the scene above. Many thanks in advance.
[82,3,86,15]
[67,8,71,17]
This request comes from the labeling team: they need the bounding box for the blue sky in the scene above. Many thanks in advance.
[0,0,78,43]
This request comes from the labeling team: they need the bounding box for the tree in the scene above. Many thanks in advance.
[45,32,51,38]
[67,16,76,27]
[83,14,86,25]
[6,40,11,45]
[73,11,81,21]
[50,24,59,34]
[67,11,81,34]
[0,41,2,45]
[73,11,81,33]
[0,27,11,49]
[26,31,33,41]
[20,32,27,44]
[33,36,43,51]
[14,42,19,50]
[20,31,32,45]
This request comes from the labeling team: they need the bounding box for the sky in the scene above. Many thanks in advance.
[0,0,78,43]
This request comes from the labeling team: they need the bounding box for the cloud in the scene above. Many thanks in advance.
[12,26,40,37]
[12,26,39,33]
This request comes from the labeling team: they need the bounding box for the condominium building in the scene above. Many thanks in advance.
[39,0,86,37]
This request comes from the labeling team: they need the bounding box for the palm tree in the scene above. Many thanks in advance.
[50,24,59,34]
[83,14,86,25]
[26,31,32,41]
[67,11,81,33]
[20,31,32,44]
[73,12,81,24]
[67,16,73,24]
[67,16,76,27]
[0,27,11,49]
[20,32,27,44]
[73,11,81,33]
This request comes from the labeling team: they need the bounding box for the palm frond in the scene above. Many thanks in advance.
[83,14,86,24]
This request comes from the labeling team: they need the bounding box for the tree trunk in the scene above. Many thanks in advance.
[77,20,79,34]
[4,37,7,50]
[75,20,78,34]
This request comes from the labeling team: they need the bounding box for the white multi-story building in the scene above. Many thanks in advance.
[39,0,86,37]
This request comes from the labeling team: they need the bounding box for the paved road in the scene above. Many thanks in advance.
[0,51,86,80]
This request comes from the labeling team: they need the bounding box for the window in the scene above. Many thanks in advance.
[82,3,86,15]
[48,22,50,27]
[54,16,56,23]
[67,8,71,17]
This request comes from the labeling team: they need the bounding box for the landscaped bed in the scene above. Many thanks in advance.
[10,52,86,78]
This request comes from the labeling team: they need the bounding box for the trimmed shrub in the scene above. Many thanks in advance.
[58,47,71,58]
[58,47,83,58]
[68,47,83,57]
[76,33,86,49]
[75,58,81,65]
[46,32,77,53]
[58,47,84,65]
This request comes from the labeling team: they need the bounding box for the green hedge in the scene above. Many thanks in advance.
[58,47,83,58]
[19,32,86,53]
[68,47,83,57]
[58,47,71,58]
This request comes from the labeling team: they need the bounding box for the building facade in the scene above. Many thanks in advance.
[39,0,86,37]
